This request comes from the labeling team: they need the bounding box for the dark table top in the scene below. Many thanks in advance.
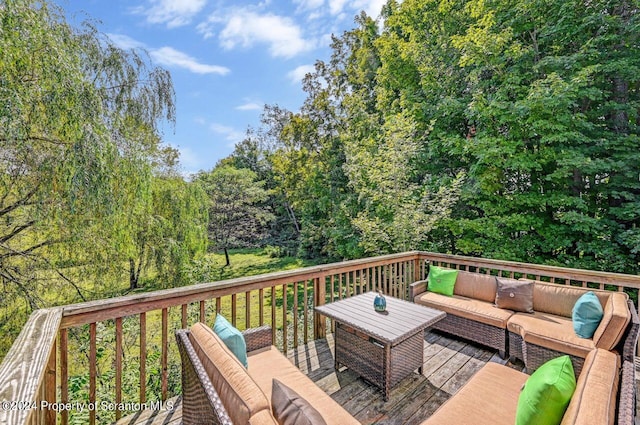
[315,292,446,345]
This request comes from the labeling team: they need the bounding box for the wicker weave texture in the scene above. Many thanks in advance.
[621,300,639,363]
[433,313,506,354]
[244,325,273,353]
[335,322,424,400]
[175,330,233,425]
[618,360,636,425]
[508,332,523,361]
[522,342,585,376]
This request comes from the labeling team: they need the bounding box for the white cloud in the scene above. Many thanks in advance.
[236,102,262,111]
[298,0,386,19]
[294,0,325,12]
[328,0,348,15]
[107,34,229,76]
[176,145,202,169]
[287,64,315,84]
[132,0,207,28]
[150,47,230,75]
[210,123,245,146]
[107,33,145,50]
[199,9,314,58]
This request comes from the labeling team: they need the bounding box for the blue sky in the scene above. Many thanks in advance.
[59,0,386,176]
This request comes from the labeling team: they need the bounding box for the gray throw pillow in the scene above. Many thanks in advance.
[495,278,534,313]
[271,379,327,425]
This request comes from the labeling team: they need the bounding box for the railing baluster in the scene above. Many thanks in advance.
[293,282,299,348]
[161,308,168,402]
[246,291,251,329]
[139,312,146,404]
[181,304,187,328]
[60,328,68,425]
[115,317,122,421]
[216,297,221,313]
[231,294,237,327]
[271,286,277,346]
[282,283,288,354]
[259,288,265,326]
[303,280,309,344]
[200,300,205,323]
[89,323,96,425]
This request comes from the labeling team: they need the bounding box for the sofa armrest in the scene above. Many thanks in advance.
[410,279,428,302]
[243,325,272,353]
[621,300,639,362]
[175,329,233,425]
[593,293,632,350]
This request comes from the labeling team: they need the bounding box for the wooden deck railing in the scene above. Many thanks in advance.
[0,251,639,425]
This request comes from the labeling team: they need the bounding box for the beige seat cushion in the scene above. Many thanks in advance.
[189,323,275,425]
[507,312,595,358]
[531,281,627,318]
[416,292,514,328]
[248,346,359,425]
[420,362,528,425]
[561,349,619,425]
[453,271,498,303]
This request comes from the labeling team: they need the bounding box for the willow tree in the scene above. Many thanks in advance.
[0,0,181,349]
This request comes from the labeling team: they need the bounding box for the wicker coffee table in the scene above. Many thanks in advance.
[315,292,445,400]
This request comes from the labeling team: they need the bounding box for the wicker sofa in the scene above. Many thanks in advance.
[411,270,637,374]
[422,348,636,425]
[175,322,359,425]
[176,318,638,424]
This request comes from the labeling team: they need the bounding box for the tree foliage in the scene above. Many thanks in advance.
[0,0,208,353]
[195,165,273,266]
[234,0,639,274]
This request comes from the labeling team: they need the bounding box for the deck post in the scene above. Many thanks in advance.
[45,338,57,425]
[314,275,327,339]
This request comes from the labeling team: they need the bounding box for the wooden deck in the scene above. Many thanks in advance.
[114,330,525,425]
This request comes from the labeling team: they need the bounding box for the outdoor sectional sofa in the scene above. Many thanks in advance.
[410,269,638,374]
[176,318,638,425]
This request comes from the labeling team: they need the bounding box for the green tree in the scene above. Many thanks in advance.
[0,0,185,351]
[448,0,640,272]
[195,165,273,266]
[126,176,208,290]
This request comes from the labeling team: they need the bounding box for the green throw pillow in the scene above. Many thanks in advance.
[427,265,459,296]
[572,291,604,338]
[213,314,248,368]
[515,355,576,425]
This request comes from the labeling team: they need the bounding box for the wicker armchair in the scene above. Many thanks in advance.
[175,325,272,425]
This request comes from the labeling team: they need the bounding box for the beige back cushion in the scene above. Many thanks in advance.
[593,294,631,350]
[189,322,274,425]
[453,271,498,303]
[531,281,624,317]
[560,349,619,425]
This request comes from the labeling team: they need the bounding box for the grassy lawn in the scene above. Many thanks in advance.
[206,248,320,281]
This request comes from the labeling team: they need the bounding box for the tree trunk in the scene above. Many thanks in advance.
[129,258,139,290]
[224,247,231,267]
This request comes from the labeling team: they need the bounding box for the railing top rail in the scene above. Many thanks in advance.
[419,252,640,287]
[59,251,422,327]
[0,308,62,425]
